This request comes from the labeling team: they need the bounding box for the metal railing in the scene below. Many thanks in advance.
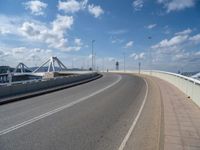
[110,70,200,107]
[141,70,200,107]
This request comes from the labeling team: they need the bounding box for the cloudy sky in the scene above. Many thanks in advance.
[0,0,200,72]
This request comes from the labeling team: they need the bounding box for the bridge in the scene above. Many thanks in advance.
[0,56,92,86]
[0,59,200,150]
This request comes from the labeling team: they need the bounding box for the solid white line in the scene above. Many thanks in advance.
[0,75,122,136]
[118,78,149,150]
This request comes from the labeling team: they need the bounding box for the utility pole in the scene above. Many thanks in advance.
[123,52,125,72]
[94,52,96,71]
[138,62,141,74]
[148,36,152,74]
[91,40,95,71]
[102,57,105,72]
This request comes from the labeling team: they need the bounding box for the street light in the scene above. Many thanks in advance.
[138,62,141,74]
[91,40,95,71]
[148,36,152,74]
[123,52,125,72]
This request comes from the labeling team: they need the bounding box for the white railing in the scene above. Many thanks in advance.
[111,70,200,107]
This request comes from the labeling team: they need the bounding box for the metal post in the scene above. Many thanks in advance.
[102,58,105,72]
[94,52,96,71]
[148,36,152,74]
[123,52,125,72]
[139,62,141,74]
[7,70,12,85]
[92,40,95,71]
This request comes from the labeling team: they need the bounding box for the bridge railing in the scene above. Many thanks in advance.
[141,70,200,107]
[111,70,200,107]
[0,72,100,100]
[0,73,90,87]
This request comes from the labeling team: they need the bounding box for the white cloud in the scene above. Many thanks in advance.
[152,29,200,52]
[61,38,83,52]
[172,50,200,66]
[74,38,83,46]
[189,33,200,44]
[19,15,77,51]
[150,30,200,71]
[20,22,42,37]
[108,57,115,62]
[88,4,104,18]
[0,14,83,52]
[130,52,145,60]
[0,50,10,59]
[158,0,195,13]
[130,53,136,58]
[111,39,124,44]
[12,47,26,54]
[146,24,157,29]
[24,0,47,16]
[0,46,53,66]
[125,41,134,48]
[175,28,192,35]
[52,14,74,33]
[0,27,11,34]
[174,52,189,60]
[108,29,128,35]
[58,0,105,19]
[152,34,188,49]
[167,0,195,12]
[110,36,124,44]
[0,15,23,35]
[58,0,88,13]
[63,46,81,51]
[132,0,144,11]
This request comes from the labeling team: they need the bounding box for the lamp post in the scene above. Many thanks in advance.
[148,36,152,74]
[138,62,141,74]
[123,52,125,72]
[91,40,95,71]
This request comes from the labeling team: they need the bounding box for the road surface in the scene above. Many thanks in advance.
[0,73,161,150]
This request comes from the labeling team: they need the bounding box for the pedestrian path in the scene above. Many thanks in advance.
[154,77,200,150]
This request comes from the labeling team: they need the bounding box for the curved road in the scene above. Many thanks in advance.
[0,73,160,150]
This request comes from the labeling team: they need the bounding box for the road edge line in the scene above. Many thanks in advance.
[118,77,149,150]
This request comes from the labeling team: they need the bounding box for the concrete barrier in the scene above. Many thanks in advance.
[0,73,101,103]
[140,70,200,107]
[110,70,200,107]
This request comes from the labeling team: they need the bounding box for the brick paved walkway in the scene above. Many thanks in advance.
[154,78,200,150]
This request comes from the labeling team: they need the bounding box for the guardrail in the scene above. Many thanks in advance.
[140,70,200,107]
[0,72,101,104]
[111,70,200,107]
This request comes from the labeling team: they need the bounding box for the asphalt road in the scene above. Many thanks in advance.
[0,73,160,150]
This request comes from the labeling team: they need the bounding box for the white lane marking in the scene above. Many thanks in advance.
[118,77,149,150]
[0,75,122,136]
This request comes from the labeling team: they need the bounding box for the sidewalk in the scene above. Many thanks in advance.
[153,77,200,150]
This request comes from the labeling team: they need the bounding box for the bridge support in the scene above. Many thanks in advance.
[14,63,32,73]
[33,57,67,73]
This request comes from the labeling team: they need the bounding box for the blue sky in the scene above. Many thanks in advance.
[0,0,200,72]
